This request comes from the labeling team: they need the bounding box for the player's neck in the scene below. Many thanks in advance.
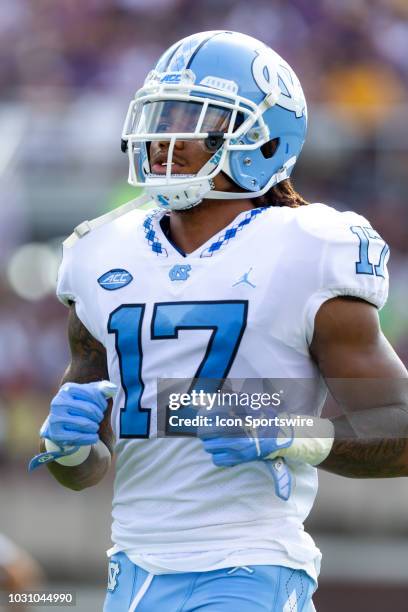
[168,198,255,254]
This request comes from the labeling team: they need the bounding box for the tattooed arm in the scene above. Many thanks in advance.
[43,303,114,491]
[310,297,408,478]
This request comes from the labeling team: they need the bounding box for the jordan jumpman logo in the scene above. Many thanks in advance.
[232,267,256,288]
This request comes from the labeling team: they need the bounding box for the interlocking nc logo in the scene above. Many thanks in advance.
[39,454,53,463]
[169,264,192,281]
[107,560,120,592]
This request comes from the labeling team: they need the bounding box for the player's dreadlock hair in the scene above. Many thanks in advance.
[253,178,309,209]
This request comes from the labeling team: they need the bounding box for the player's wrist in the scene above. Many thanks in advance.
[266,416,334,466]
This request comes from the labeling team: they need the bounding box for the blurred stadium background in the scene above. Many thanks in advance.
[1,0,408,610]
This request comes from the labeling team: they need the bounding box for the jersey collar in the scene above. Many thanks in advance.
[141,207,268,258]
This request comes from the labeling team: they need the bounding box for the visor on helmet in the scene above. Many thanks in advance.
[134,100,234,136]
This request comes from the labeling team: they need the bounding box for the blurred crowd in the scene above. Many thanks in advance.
[0,0,408,105]
[1,0,408,103]
[1,0,408,460]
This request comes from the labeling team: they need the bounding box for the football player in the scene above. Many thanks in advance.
[30,31,408,611]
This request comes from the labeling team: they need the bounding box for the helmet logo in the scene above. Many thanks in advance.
[252,50,306,118]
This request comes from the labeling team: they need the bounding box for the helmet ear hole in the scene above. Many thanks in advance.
[260,138,280,159]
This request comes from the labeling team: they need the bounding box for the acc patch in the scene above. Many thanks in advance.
[98,269,133,291]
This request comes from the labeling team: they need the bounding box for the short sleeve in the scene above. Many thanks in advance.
[55,234,105,342]
[302,206,389,345]
[56,242,76,307]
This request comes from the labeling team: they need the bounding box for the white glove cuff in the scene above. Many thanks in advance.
[44,439,92,466]
[267,416,335,466]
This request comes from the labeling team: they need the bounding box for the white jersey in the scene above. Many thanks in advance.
[57,202,388,582]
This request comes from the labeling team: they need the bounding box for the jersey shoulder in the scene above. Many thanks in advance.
[297,203,389,343]
[294,202,372,242]
[56,201,153,306]
[63,202,150,252]
[259,202,369,243]
[296,201,389,280]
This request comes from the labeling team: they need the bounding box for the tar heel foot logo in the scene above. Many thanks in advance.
[232,267,256,288]
[169,264,192,281]
[107,559,121,592]
[98,269,133,291]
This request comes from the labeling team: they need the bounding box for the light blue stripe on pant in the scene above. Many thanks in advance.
[104,552,316,611]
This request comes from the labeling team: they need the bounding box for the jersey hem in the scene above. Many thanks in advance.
[106,544,320,585]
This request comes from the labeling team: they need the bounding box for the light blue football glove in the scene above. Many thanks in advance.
[200,431,293,466]
[28,380,117,472]
[199,413,294,500]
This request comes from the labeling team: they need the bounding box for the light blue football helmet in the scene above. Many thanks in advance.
[122,31,307,210]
